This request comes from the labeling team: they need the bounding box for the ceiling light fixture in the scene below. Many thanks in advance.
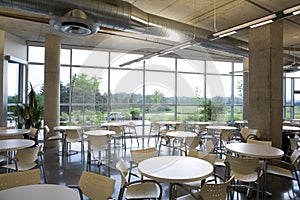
[208,4,300,41]
[119,40,197,67]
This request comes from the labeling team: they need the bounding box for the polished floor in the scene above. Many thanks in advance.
[35,133,300,200]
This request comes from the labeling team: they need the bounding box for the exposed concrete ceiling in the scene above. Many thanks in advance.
[0,0,299,62]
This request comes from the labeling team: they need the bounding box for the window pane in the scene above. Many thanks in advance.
[177,59,204,73]
[72,49,109,67]
[145,71,175,121]
[206,75,231,98]
[28,46,45,63]
[285,78,292,106]
[145,57,175,71]
[28,64,44,92]
[110,68,143,119]
[111,52,143,69]
[61,49,71,65]
[60,66,70,104]
[177,73,204,105]
[7,63,19,97]
[207,61,232,74]
[70,67,106,125]
[234,76,243,105]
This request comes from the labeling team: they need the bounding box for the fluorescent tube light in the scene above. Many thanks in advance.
[210,14,276,39]
[293,10,300,15]
[250,19,273,28]
[218,31,237,38]
[283,5,300,15]
[119,40,197,67]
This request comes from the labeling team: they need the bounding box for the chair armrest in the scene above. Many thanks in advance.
[268,159,294,170]
[68,185,83,200]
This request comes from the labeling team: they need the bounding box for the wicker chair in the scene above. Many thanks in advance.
[267,149,300,189]
[65,129,84,156]
[172,176,234,200]
[247,138,272,146]
[173,136,202,156]
[116,159,162,200]
[0,145,47,183]
[158,129,175,155]
[180,150,217,190]
[124,121,139,147]
[69,171,115,200]
[28,127,39,145]
[147,121,161,145]
[225,154,262,200]
[129,147,158,181]
[0,169,40,190]
[86,134,109,172]
[44,125,62,141]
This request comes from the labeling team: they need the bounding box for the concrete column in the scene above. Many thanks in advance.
[248,21,283,148]
[44,35,60,148]
[243,58,249,120]
[0,31,7,127]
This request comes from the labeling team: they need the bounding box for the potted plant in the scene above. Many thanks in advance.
[129,108,141,120]
[15,83,42,130]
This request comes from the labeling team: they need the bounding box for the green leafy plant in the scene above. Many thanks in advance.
[15,84,42,129]
[129,108,141,120]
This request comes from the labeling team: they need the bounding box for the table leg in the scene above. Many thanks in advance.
[107,137,112,176]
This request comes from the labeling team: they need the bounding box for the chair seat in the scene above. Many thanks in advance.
[47,135,62,141]
[230,170,258,182]
[267,165,293,179]
[215,158,226,167]
[175,191,201,200]
[2,162,37,171]
[126,182,161,199]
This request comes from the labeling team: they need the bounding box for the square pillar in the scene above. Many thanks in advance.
[248,21,283,148]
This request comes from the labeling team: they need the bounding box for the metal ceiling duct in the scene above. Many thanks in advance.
[0,0,249,56]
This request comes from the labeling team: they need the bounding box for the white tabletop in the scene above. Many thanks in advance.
[166,131,197,138]
[53,126,81,131]
[226,143,284,159]
[0,129,30,136]
[101,122,126,126]
[138,156,213,183]
[0,184,80,200]
[282,125,300,132]
[186,121,209,125]
[206,126,237,130]
[158,121,182,125]
[0,139,35,151]
[84,130,116,136]
[234,120,248,124]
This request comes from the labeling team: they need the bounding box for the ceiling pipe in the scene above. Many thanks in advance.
[0,0,298,63]
[0,0,249,56]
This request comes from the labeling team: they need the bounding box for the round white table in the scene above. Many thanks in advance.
[138,156,213,183]
[0,139,35,151]
[226,143,284,200]
[226,143,284,159]
[53,126,82,131]
[84,130,116,136]
[0,129,30,137]
[282,125,300,132]
[166,131,197,138]
[0,184,80,200]
[139,156,213,199]
[206,125,237,131]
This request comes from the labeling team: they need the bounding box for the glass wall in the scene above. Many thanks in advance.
[26,45,247,129]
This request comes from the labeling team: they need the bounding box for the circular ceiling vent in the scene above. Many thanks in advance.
[49,9,99,36]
